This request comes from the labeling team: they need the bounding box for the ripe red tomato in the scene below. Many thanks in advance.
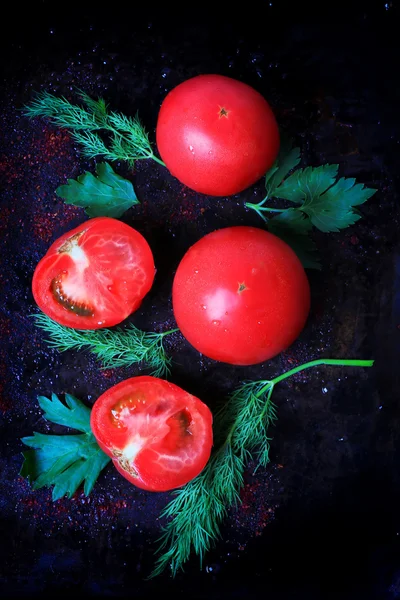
[156,74,280,196]
[172,226,310,365]
[90,376,213,492]
[32,217,155,330]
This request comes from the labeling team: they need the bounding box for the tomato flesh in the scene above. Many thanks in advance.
[156,74,280,196]
[32,217,155,329]
[172,226,311,365]
[90,376,213,492]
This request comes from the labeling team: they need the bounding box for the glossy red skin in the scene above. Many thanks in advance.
[90,376,213,492]
[172,226,310,365]
[32,217,155,329]
[156,74,280,196]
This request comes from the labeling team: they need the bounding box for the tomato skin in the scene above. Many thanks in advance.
[32,217,155,330]
[172,226,310,365]
[156,74,280,196]
[90,376,213,492]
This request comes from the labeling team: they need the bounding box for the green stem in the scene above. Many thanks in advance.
[161,328,179,337]
[257,358,374,396]
[150,154,167,168]
[245,200,285,213]
[251,386,275,439]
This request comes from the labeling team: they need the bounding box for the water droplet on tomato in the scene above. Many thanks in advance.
[194,269,199,274]
[225,311,229,315]
[212,320,220,326]
[97,321,105,326]
[257,321,262,325]
[201,305,207,310]
[224,328,228,333]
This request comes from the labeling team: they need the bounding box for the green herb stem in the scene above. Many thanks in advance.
[245,201,284,213]
[161,328,180,336]
[150,154,167,167]
[265,358,374,389]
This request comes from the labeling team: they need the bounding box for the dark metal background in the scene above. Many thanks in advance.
[1,3,399,598]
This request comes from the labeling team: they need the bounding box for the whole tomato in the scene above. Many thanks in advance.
[156,74,280,196]
[172,226,310,365]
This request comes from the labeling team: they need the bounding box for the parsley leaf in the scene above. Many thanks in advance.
[267,209,321,270]
[37,392,92,433]
[265,135,301,199]
[20,393,110,500]
[246,140,377,264]
[300,174,377,233]
[56,162,139,218]
[274,164,339,205]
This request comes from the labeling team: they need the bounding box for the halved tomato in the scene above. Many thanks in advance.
[32,217,155,329]
[90,376,213,492]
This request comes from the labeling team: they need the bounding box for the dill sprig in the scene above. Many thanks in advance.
[24,90,166,167]
[33,312,178,378]
[151,357,374,577]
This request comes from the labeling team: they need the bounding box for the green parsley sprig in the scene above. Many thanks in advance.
[21,393,110,500]
[55,161,139,218]
[33,312,178,378]
[246,137,377,269]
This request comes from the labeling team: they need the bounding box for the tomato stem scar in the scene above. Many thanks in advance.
[237,282,247,293]
[58,230,85,254]
[218,106,229,118]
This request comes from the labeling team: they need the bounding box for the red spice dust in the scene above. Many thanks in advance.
[0,155,22,184]
[28,127,75,163]
[19,487,131,524]
[32,204,82,243]
[230,474,279,540]
[100,369,116,379]
[33,211,61,243]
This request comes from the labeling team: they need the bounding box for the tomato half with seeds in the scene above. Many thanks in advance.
[156,74,280,196]
[32,217,155,329]
[172,226,310,365]
[90,376,213,492]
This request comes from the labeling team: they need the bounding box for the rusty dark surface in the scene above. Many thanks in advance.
[1,3,400,598]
